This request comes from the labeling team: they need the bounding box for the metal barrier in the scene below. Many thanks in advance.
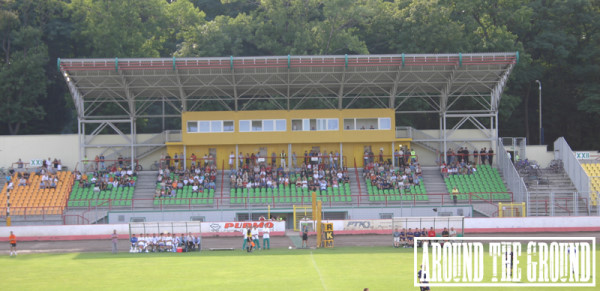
[554,137,590,213]
[61,191,513,211]
[529,196,590,216]
[0,206,64,221]
[497,139,529,209]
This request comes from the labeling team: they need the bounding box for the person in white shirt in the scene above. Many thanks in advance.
[319,180,327,191]
[168,234,177,252]
[262,228,271,250]
[251,226,260,250]
[242,228,248,250]
[148,234,157,252]
[138,235,148,252]
[449,227,457,237]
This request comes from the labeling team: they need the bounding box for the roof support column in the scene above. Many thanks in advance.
[338,66,346,109]
[442,112,447,164]
[130,117,135,170]
[174,69,187,112]
[390,65,402,109]
[78,118,84,169]
[231,68,238,111]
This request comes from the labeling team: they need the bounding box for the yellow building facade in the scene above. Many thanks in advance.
[166,109,411,168]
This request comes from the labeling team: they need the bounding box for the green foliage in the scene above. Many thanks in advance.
[0,0,598,148]
[0,1,49,135]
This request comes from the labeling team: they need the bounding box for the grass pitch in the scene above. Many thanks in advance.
[0,246,597,291]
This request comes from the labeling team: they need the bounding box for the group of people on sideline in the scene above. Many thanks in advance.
[128,233,201,253]
[392,227,457,248]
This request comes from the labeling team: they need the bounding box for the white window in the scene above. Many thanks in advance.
[379,118,391,130]
[292,118,338,131]
[252,120,262,132]
[327,119,339,130]
[303,119,311,131]
[223,121,234,132]
[211,121,222,132]
[292,120,302,131]
[263,120,274,131]
[188,120,235,133]
[187,121,198,133]
[275,119,286,131]
[316,119,327,131]
[344,117,391,130]
[199,121,210,133]
[356,118,377,130]
[239,120,250,132]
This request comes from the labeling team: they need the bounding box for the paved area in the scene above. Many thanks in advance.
[3,232,598,254]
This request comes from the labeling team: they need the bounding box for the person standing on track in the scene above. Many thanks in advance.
[301,226,309,248]
[111,229,118,254]
[262,227,270,250]
[246,228,254,252]
[9,231,17,256]
[241,227,248,250]
[251,225,260,250]
[393,228,401,248]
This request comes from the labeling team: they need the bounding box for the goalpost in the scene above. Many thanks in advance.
[392,216,465,236]
[498,202,526,217]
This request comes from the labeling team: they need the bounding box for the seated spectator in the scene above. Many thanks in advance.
[192,234,201,251]
[130,234,139,253]
[50,176,58,188]
[18,177,27,186]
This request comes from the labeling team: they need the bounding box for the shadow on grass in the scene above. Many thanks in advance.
[72,246,413,260]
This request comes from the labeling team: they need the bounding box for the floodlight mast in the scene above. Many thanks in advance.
[535,80,543,145]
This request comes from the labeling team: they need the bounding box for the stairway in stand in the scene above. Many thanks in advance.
[132,171,158,209]
[421,166,448,205]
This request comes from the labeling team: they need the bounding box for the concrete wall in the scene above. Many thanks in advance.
[2,216,598,241]
[108,209,237,224]
[523,145,554,168]
[464,216,600,232]
[0,133,162,170]
[0,221,286,240]
[346,206,472,219]
[0,134,79,170]
[105,206,473,224]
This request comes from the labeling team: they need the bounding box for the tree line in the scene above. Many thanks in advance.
[0,0,598,149]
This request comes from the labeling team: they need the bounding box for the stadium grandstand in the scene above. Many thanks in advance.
[1,52,598,227]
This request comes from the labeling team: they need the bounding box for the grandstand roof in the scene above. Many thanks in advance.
[59,53,518,118]
[59,53,518,163]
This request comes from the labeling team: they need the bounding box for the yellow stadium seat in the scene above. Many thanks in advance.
[1,171,72,216]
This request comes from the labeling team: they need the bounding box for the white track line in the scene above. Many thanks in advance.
[310,251,328,291]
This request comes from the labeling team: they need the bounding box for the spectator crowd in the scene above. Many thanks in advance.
[228,150,350,193]
[363,146,423,192]
[155,163,217,198]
